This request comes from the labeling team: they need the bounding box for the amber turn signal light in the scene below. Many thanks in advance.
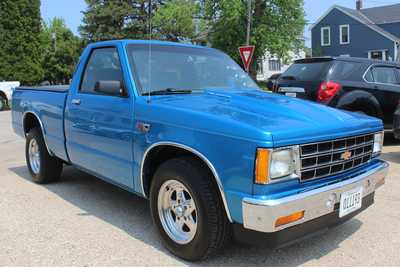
[275,211,305,227]
[255,148,270,184]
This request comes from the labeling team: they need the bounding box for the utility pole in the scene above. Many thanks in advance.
[246,0,252,45]
[148,0,152,38]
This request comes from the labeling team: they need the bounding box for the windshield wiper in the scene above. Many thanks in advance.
[280,75,297,81]
[146,88,192,96]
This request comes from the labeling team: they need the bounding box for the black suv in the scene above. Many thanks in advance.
[274,57,400,131]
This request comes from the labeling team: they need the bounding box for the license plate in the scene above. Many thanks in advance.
[285,92,297,97]
[339,187,363,218]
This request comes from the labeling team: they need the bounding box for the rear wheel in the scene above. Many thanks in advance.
[25,127,63,183]
[150,157,231,261]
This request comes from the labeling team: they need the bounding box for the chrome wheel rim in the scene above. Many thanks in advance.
[157,180,198,244]
[28,139,40,174]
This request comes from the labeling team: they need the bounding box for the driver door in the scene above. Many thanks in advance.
[65,46,135,188]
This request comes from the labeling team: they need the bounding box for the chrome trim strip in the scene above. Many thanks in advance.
[299,132,376,151]
[301,141,373,159]
[140,141,233,223]
[242,161,388,233]
[22,111,53,156]
[301,153,370,171]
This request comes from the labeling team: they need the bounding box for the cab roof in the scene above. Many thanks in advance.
[87,39,210,50]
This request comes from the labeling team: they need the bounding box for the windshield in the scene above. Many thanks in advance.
[126,44,259,95]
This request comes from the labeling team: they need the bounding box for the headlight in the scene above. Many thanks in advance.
[270,149,297,179]
[373,132,384,154]
[255,146,300,184]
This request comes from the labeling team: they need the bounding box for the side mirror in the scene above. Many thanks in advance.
[94,80,127,97]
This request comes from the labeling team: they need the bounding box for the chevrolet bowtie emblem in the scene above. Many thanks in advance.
[341,151,352,161]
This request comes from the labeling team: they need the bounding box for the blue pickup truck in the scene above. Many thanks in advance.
[12,40,388,261]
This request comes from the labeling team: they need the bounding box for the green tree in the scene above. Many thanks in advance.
[79,0,163,42]
[79,0,199,42]
[204,0,306,74]
[0,0,44,85]
[42,18,82,84]
[152,0,198,41]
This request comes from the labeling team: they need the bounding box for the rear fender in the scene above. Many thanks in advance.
[336,90,383,119]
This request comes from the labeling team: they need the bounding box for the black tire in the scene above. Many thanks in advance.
[150,157,231,261]
[25,127,63,183]
[0,96,6,111]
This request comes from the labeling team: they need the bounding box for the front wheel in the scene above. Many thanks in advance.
[150,157,231,261]
[25,127,63,183]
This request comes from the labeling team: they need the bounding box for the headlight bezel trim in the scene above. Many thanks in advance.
[255,146,301,185]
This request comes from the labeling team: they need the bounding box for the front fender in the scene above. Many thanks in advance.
[133,120,269,224]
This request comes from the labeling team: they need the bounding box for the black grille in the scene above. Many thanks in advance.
[299,133,374,181]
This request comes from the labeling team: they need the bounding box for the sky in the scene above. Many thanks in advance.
[41,0,400,47]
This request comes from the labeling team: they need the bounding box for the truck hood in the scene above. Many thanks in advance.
[141,89,382,147]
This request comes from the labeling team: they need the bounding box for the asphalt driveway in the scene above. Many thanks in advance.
[0,110,399,266]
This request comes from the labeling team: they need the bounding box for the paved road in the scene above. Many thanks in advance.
[1,110,400,267]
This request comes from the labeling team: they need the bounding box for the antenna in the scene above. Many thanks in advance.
[147,0,152,103]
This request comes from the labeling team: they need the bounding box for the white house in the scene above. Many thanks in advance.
[256,50,306,81]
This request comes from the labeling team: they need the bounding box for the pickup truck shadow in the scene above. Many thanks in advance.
[10,165,362,266]
[384,131,400,147]
[382,132,400,164]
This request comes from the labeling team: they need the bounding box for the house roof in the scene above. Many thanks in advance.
[360,4,400,24]
[311,5,400,42]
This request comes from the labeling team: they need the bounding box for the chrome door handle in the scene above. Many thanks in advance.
[71,99,81,105]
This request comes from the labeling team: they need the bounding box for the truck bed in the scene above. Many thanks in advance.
[12,87,69,162]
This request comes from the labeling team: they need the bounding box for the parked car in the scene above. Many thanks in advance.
[12,41,388,261]
[274,57,400,133]
[266,73,281,91]
[393,102,400,139]
[0,81,20,111]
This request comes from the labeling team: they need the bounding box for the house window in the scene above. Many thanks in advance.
[268,59,281,71]
[256,59,264,75]
[368,50,387,61]
[321,26,331,46]
[340,25,350,44]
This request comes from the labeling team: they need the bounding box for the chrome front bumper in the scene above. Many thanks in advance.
[242,161,389,233]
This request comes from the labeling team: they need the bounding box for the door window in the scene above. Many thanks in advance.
[80,47,124,94]
[371,67,397,85]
